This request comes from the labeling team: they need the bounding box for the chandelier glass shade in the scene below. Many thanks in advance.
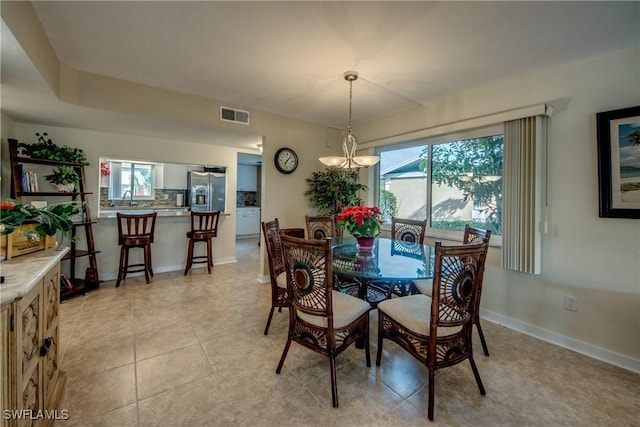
[319,71,380,169]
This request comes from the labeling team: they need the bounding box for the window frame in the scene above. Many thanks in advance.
[374,124,504,246]
[107,159,157,201]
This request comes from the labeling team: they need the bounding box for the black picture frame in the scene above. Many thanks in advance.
[596,105,640,218]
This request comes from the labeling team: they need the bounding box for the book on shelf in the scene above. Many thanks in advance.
[21,169,38,192]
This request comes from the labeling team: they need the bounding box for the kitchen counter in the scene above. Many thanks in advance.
[98,207,192,219]
[0,246,70,306]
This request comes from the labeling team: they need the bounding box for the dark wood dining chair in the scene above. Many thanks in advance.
[391,217,427,243]
[412,224,492,356]
[305,215,336,239]
[184,210,220,275]
[462,224,492,356]
[116,212,157,287]
[277,234,371,407]
[376,240,490,421]
[261,218,305,335]
[371,217,428,299]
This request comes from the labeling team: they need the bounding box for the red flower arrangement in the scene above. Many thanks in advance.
[100,161,110,177]
[336,205,383,237]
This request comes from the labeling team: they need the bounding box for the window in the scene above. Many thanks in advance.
[377,127,503,239]
[108,161,156,201]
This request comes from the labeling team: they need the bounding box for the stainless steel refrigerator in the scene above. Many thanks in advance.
[188,170,226,212]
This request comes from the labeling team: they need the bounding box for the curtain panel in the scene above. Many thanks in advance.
[502,116,547,274]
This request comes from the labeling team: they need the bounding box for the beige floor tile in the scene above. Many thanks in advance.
[138,375,238,427]
[61,334,135,377]
[63,363,136,421]
[134,320,198,361]
[56,403,139,427]
[136,343,213,400]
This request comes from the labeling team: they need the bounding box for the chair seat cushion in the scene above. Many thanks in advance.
[298,290,370,329]
[377,294,462,337]
[412,279,433,296]
[276,272,287,289]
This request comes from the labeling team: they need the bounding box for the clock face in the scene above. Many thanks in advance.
[275,147,298,174]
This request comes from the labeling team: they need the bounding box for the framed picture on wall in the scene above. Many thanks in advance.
[597,105,640,218]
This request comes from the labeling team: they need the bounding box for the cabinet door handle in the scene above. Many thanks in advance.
[40,337,53,357]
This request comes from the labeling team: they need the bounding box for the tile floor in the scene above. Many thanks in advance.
[55,238,640,426]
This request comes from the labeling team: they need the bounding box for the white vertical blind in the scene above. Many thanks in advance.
[502,116,545,274]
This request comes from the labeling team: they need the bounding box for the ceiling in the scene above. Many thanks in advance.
[2,1,639,151]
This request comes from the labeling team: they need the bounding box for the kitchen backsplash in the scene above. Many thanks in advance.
[100,188,187,209]
[237,191,258,207]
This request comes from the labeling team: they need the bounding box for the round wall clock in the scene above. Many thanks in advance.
[274,147,298,174]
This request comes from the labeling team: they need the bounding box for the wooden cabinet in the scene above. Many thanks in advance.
[236,207,261,236]
[237,165,258,192]
[8,139,100,300]
[1,257,66,426]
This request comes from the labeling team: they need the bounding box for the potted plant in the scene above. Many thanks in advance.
[18,132,89,164]
[0,199,81,244]
[44,165,80,192]
[336,205,383,252]
[304,168,367,218]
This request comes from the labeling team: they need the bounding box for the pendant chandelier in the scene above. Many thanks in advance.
[319,71,380,169]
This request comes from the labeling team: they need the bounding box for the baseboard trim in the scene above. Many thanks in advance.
[481,308,640,374]
[101,257,238,281]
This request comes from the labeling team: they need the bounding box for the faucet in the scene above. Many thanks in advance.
[122,190,133,207]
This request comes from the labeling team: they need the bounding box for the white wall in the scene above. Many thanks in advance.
[356,45,640,370]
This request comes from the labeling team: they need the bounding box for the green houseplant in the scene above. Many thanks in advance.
[44,165,80,192]
[305,168,367,218]
[18,132,89,164]
[0,199,81,243]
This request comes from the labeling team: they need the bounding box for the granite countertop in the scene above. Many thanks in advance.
[98,207,192,219]
[1,247,70,306]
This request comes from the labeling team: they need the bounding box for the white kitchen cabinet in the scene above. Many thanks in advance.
[237,165,258,192]
[163,163,189,189]
[236,207,261,236]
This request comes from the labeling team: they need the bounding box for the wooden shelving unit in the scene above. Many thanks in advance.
[8,138,101,300]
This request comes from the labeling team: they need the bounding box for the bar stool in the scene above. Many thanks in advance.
[184,210,220,275]
[116,212,157,287]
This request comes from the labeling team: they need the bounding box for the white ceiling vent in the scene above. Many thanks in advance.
[220,106,249,125]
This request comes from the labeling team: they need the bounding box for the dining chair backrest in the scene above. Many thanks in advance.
[262,219,307,285]
[280,234,333,318]
[461,224,492,356]
[391,217,427,244]
[189,210,220,238]
[262,218,285,284]
[463,224,492,245]
[430,241,489,331]
[305,215,335,240]
[117,212,157,245]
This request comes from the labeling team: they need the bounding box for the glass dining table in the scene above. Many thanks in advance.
[332,236,435,305]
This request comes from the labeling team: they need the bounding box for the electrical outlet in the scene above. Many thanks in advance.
[564,295,578,312]
[164,194,169,199]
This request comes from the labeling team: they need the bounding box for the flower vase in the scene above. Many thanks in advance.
[356,236,375,254]
[354,251,379,274]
